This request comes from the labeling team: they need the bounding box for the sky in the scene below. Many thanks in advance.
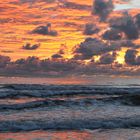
[115,0,140,10]
[1,0,140,78]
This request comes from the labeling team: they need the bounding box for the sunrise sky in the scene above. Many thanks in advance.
[1,0,140,77]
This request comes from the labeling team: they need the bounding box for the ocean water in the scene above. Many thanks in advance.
[1,84,140,139]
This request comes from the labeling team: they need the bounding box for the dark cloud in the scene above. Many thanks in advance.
[92,0,114,21]
[31,23,58,36]
[19,0,36,3]
[110,12,139,40]
[0,54,140,76]
[83,23,99,35]
[99,52,117,65]
[125,49,138,65]
[0,55,11,68]
[117,40,135,48]
[1,56,79,76]
[62,2,91,10]
[135,14,140,30]
[51,54,63,59]
[22,43,40,50]
[14,56,41,72]
[41,59,79,73]
[78,61,126,76]
[72,54,89,60]
[74,38,119,60]
[110,40,136,49]
[102,28,123,40]
[136,56,140,65]
[125,49,140,66]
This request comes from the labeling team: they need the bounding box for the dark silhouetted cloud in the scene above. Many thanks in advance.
[110,12,139,40]
[0,54,140,76]
[83,23,99,35]
[125,49,138,65]
[51,54,63,59]
[125,49,140,66]
[92,0,114,21]
[15,56,41,71]
[31,23,58,36]
[22,43,40,50]
[0,55,11,68]
[74,38,119,60]
[135,13,140,30]
[62,1,91,10]
[99,52,117,64]
[102,28,123,40]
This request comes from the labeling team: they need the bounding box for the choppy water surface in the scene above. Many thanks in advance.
[1,84,140,139]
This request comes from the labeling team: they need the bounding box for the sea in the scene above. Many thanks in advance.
[0,76,140,140]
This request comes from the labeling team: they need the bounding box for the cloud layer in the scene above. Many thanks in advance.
[1,0,140,77]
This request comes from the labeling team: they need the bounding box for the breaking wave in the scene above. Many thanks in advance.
[1,84,140,132]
